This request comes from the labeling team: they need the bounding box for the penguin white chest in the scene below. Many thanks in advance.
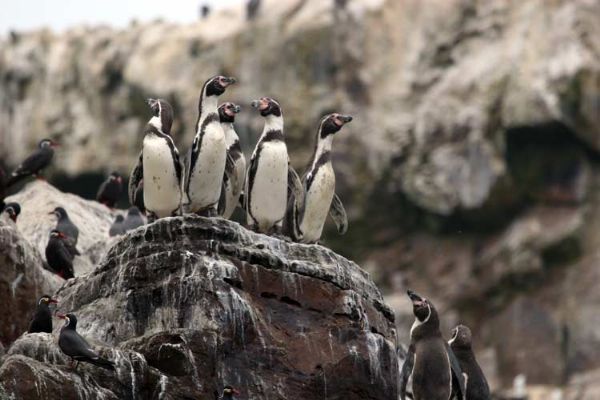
[300,164,335,243]
[188,123,227,211]
[249,142,288,230]
[143,135,181,217]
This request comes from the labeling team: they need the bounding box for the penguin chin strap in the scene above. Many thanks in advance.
[448,328,458,345]
[410,304,431,337]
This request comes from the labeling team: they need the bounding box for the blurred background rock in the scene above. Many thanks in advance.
[0,0,598,397]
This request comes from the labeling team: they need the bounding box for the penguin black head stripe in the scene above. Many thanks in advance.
[218,102,241,123]
[407,289,440,338]
[146,98,174,134]
[319,113,353,138]
[4,202,21,222]
[251,97,281,117]
[449,325,473,349]
[204,75,236,98]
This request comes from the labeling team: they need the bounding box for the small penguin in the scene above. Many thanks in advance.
[49,206,79,254]
[7,139,58,186]
[2,202,21,223]
[400,290,466,400]
[449,325,491,400]
[57,313,115,370]
[28,295,58,333]
[128,98,182,222]
[217,102,246,219]
[185,75,236,217]
[109,215,125,236]
[96,172,123,208]
[245,97,303,234]
[45,229,78,280]
[122,206,145,232]
[285,113,352,243]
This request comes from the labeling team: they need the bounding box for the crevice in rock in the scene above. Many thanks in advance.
[279,296,302,308]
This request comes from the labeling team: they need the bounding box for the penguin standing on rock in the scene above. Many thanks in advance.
[245,97,303,235]
[28,295,58,333]
[285,113,351,243]
[449,325,491,400]
[57,313,115,370]
[7,139,59,186]
[2,202,21,223]
[185,75,236,217]
[45,229,78,279]
[96,172,123,208]
[49,207,79,253]
[128,98,182,222]
[217,102,246,219]
[400,290,466,400]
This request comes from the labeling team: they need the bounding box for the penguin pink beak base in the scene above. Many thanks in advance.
[407,289,426,306]
[251,98,269,111]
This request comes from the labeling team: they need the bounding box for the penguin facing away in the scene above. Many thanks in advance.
[96,171,123,208]
[217,102,246,219]
[285,113,351,243]
[449,325,491,400]
[245,97,303,234]
[57,313,115,370]
[28,295,58,333]
[7,139,58,186]
[400,290,466,400]
[128,98,182,221]
[185,75,236,217]
[2,202,21,223]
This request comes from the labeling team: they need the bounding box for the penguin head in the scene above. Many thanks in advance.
[146,98,174,134]
[218,102,241,123]
[39,139,59,149]
[4,202,21,222]
[57,313,77,329]
[222,385,240,397]
[407,289,440,338]
[319,113,353,138]
[449,324,473,349]
[38,294,58,306]
[251,97,282,117]
[49,229,67,239]
[49,206,68,220]
[109,171,123,184]
[204,75,236,98]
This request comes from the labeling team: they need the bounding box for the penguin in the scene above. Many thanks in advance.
[245,97,303,234]
[28,295,58,333]
[2,202,21,223]
[128,98,182,222]
[108,215,125,236]
[400,290,466,400]
[45,229,78,280]
[49,206,79,254]
[7,139,58,186]
[449,325,491,400]
[217,102,246,219]
[57,313,115,370]
[185,75,236,217]
[122,206,145,232]
[96,172,123,208]
[285,113,352,243]
[218,385,240,399]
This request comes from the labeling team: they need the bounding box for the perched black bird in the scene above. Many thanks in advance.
[7,139,58,186]
[449,325,491,400]
[28,295,58,333]
[108,215,125,236]
[45,229,78,280]
[96,172,123,208]
[3,202,21,223]
[49,207,79,252]
[217,385,240,399]
[122,207,145,232]
[57,313,115,370]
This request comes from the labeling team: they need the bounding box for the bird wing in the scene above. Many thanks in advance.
[128,151,143,206]
[7,148,53,186]
[63,237,80,256]
[329,193,348,234]
[96,179,109,202]
[400,343,415,400]
[244,151,260,223]
[60,329,98,359]
[446,342,467,400]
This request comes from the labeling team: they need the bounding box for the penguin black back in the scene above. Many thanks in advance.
[450,325,491,400]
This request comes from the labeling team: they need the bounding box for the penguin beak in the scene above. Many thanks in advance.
[221,76,236,86]
[339,115,353,124]
[251,98,268,111]
[407,289,425,305]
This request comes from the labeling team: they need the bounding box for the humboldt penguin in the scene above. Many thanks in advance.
[449,325,491,400]
[400,290,466,400]
[45,229,78,279]
[7,139,59,186]
[122,206,145,232]
[2,202,21,223]
[245,97,303,234]
[285,113,351,243]
[185,75,236,217]
[49,206,79,254]
[57,313,115,370]
[96,172,123,208]
[128,98,182,222]
[217,102,246,219]
[28,295,58,333]
[108,215,125,236]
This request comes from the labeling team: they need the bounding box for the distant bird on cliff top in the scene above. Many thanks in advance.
[122,206,145,232]
[2,202,21,223]
[49,206,79,254]
[45,229,78,280]
[449,325,491,400]
[7,139,58,186]
[96,172,123,208]
[217,102,246,219]
[216,385,240,399]
[108,214,125,236]
[28,295,58,334]
[129,98,182,222]
[57,313,115,370]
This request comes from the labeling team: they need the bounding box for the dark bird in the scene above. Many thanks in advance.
[7,139,58,186]
[45,229,78,280]
[57,313,115,370]
[216,385,240,399]
[96,172,123,208]
[49,207,79,252]
[246,0,260,20]
[3,202,21,223]
[108,215,125,236]
[28,295,58,333]
[122,207,145,232]
[449,325,491,400]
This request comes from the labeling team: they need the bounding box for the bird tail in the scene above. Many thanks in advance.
[91,357,115,370]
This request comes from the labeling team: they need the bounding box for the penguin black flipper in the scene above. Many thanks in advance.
[446,342,467,400]
[329,193,348,234]
[287,165,304,210]
[400,343,415,400]
[128,151,143,207]
[217,176,228,216]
